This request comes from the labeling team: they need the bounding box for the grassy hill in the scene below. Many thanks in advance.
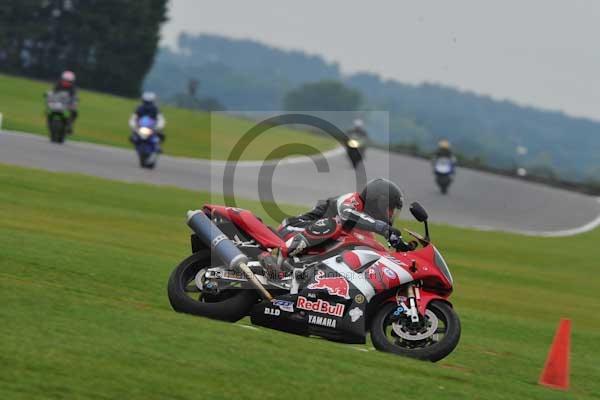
[0,74,335,160]
[148,33,600,182]
[1,163,599,399]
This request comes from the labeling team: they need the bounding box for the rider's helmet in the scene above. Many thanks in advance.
[438,139,451,149]
[353,118,364,128]
[360,178,404,224]
[60,70,76,88]
[142,91,157,104]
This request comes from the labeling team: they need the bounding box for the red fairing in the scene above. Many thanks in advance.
[416,289,449,316]
[342,251,362,270]
[391,245,453,292]
[380,244,453,316]
[309,228,386,255]
[382,289,450,316]
[365,261,402,292]
[204,205,284,249]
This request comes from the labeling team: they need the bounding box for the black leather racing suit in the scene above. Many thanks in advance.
[278,192,410,256]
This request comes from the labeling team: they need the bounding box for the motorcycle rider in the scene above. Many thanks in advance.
[50,70,79,134]
[434,139,456,161]
[346,118,368,140]
[278,178,414,259]
[129,92,166,143]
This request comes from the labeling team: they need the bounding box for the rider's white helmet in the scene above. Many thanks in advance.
[61,70,76,82]
[142,91,157,103]
[353,118,364,128]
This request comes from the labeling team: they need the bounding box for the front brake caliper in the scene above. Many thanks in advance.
[389,304,406,322]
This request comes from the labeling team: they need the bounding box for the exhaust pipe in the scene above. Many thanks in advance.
[187,210,272,300]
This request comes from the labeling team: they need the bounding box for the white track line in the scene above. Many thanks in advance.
[448,198,600,238]
[237,324,260,331]
[510,197,600,237]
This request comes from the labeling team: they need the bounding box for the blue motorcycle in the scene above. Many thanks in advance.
[433,157,455,194]
[130,116,161,169]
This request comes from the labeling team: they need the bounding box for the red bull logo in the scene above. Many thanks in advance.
[307,270,350,299]
[296,296,345,317]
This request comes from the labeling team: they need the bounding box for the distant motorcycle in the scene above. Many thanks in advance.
[130,116,161,169]
[45,91,71,143]
[345,135,366,169]
[433,157,455,194]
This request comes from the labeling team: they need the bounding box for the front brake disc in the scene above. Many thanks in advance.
[391,309,439,341]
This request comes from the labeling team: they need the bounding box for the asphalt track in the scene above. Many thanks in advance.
[2,130,600,236]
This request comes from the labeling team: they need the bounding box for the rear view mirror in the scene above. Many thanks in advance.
[410,202,429,222]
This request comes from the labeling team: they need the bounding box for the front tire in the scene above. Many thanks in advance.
[167,251,257,322]
[49,118,65,143]
[436,175,451,195]
[370,301,461,362]
[347,148,363,169]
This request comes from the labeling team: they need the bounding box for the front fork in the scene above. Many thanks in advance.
[393,283,421,322]
[406,285,421,322]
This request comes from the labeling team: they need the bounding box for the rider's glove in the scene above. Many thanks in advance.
[386,227,413,252]
[285,233,309,257]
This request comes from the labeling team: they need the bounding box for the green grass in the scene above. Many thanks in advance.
[0,73,335,160]
[1,163,599,400]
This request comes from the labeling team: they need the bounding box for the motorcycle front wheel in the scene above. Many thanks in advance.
[347,148,363,169]
[436,175,451,195]
[49,118,65,143]
[138,151,158,169]
[370,301,460,362]
[167,250,258,322]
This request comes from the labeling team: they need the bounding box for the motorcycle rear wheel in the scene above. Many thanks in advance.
[167,250,257,322]
[370,301,460,362]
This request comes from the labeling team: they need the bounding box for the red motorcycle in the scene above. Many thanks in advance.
[167,202,460,361]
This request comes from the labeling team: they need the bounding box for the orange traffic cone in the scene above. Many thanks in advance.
[539,318,571,390]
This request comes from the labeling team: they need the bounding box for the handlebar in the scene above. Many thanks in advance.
[389,232,417,252]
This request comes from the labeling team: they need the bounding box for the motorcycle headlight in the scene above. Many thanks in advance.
[138,127,153,139]
[347,139,360,148]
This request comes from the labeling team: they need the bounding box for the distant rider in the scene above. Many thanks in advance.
[278,178,414,258]
[434,139,456,162]
[129,92,166,143]
[51,70,79,134]
[346,118,368,140]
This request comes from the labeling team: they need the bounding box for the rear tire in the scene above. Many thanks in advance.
[167,251,258,322]
[370,301,461,362]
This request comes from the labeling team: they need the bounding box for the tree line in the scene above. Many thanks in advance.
[0,0,167,97]
[145,33,600,184]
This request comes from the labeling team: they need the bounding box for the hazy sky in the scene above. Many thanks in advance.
[162,0,600,121]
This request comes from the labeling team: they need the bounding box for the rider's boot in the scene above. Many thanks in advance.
[259,251,294,281]
[258,252,282,281]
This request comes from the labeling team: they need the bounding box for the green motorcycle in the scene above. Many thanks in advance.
[45,91,71,143]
